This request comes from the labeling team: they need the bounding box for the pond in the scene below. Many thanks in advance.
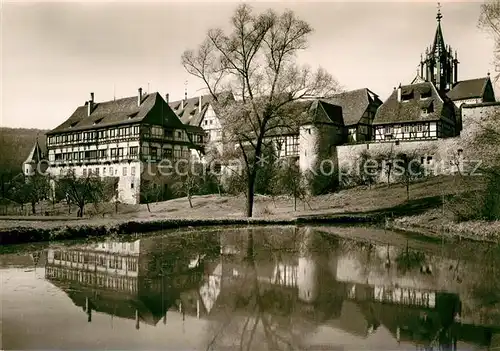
[2,225,500,350]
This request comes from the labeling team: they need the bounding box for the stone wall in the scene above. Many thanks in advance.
[333,102,500,183]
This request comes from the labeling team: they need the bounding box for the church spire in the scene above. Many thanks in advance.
[432,3,446,54]
[419,3,456,93]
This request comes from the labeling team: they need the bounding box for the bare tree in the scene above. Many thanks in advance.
[171,160,205,209]
[182,4,340,217]
[479,1,500,80]
[393,151,426,202]
[56,169,111,218]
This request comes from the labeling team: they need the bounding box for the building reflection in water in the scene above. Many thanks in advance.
[45,234,220,329]
[43,227,499,350]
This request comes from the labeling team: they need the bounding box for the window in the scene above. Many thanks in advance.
[173,148,182,159]
[98,150,107,159]
[401,91,414,101]
[95,168,99,175]
[164,129,173,139]
[152,126,163,138]
[151,147,158,159]
[111,148,118,158]
[403,125,410,133]
[384,126,393,134]
[131,166,136,176]
[110,167,113,175]
[73,152,79,161]
[129,146,138,157]
[417,124,423,132]
[131,182,134,189]
[103,167,107,176]
[204,120,208,125]
[421,90,432,99]
[133,126,140,135]
[177,131,182,139]
[123,167,127,176]
[164,148,173,158]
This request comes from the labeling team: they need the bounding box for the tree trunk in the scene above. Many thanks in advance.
[78,205,84,218]
[294,193,297,211]
[406,181,410,201]
[188,193,193,209]
[146,203,151,213]
[246,170,257,217]
[31,201,36,215]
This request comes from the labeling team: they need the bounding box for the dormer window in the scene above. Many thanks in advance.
[421,102,434,114]
[421,90,431,99]
[401,92,413,101]
[93,118,103,125]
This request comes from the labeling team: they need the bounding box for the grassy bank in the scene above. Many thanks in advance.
[1,175,498,245]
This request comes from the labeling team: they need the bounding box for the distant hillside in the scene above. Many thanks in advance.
[0,127,48,176]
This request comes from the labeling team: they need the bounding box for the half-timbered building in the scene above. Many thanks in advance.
[325,88,383,143]
[44,88,205,204]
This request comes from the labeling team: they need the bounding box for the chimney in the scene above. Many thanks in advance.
[397,84,402,102]
[88,92,94,116]
[181,99,184,110]
[198,95,202,114]
[138,88,143,107]
[166,93,169,104]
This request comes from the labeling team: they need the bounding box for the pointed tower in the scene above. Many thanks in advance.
[420,3,457,93]
[23,136,44,177]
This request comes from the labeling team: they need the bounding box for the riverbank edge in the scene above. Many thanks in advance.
[386,222,500,244]
[0,214,384,245]
[1,213,498,246]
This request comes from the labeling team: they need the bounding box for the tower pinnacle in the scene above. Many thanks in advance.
[436,2,442,22]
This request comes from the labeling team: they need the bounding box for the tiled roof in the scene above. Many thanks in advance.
[266,99,344,137]
[23,139,45,164]
[47,92,186,135]
[323,88,382,126]
[169,92,234,127]
[373,82,448,125]
[446,77,490,101]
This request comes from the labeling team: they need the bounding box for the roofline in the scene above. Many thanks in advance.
[461,101,500,108]
[373,118,441,126]
[46,120,141,135]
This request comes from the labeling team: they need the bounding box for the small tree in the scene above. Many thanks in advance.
[375,145,396,187]
[56,169,108,217]
[358,150,379,188]
[275,158,307,211]
[393,152,425,201]
[171,160,205,209]
[140,178,163,213]
[17,173,50,215]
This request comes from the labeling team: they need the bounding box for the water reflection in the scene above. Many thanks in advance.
[25,227,500,349]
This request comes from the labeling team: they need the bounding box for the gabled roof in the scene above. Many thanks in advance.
[446,77,491,101]
[169,92,234,127]
[411,74,426,85]
[265,99,343,137]
[323,88,382,126]
[47,92,186,135]
[373,82,449,125]
[23,138,45,164]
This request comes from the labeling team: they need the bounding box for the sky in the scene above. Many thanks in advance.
[0,0,496,130]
